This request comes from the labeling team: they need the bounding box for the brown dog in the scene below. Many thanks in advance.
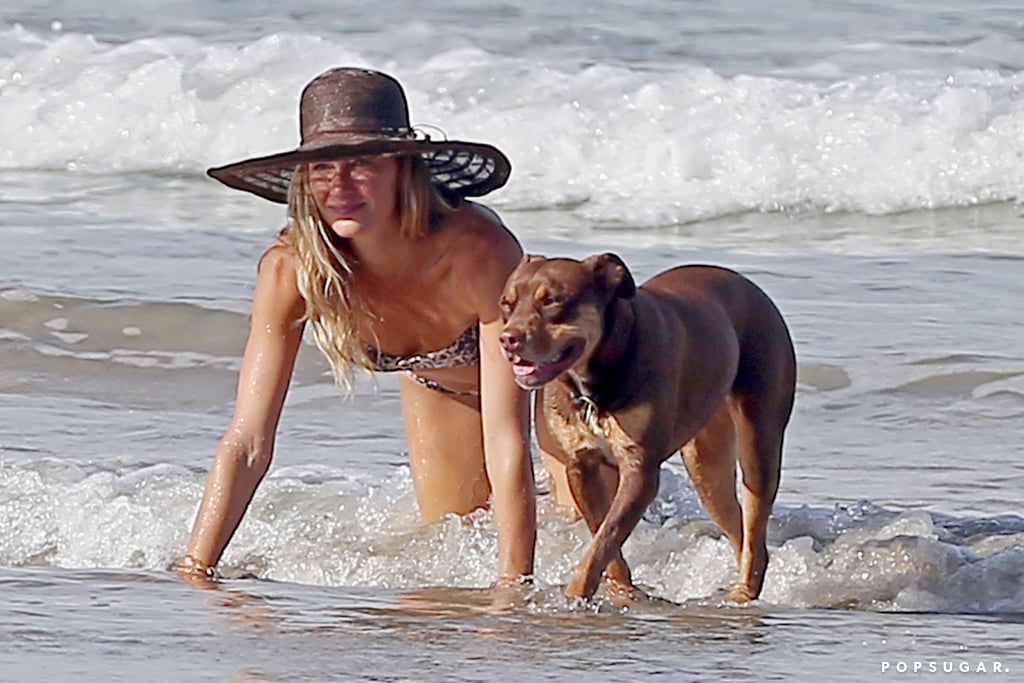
[499,253,796,603]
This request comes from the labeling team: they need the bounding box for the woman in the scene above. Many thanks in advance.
[174,67,535,587]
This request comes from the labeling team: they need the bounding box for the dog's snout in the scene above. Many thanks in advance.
[500,328,525,354]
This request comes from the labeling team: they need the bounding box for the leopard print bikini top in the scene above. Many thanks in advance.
[367,325,479,372]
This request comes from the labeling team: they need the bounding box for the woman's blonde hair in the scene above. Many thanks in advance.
[283,155,457,391]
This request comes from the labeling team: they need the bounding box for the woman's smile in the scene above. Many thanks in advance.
[325,195,366,217]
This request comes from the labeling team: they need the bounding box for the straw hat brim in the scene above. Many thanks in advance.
[207,137,511,204]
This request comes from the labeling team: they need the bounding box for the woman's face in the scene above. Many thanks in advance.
[308,155,400,239]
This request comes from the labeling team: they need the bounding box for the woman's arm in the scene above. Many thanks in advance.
[177,243,306,576]
[462,211,536,583]
[478,315,535,582]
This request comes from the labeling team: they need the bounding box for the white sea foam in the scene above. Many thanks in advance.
[2,23,1023,227]
[2,456,1021,614]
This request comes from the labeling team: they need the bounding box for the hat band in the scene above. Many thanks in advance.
[303,126,413,142]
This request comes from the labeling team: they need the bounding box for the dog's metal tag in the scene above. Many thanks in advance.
[572,393,604,436]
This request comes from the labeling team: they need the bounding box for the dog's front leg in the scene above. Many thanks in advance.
[565,458,660,600]
[564,453,633,590]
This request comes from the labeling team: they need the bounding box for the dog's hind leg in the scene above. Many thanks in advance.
[730,396,785,603]
[680,399,744,557]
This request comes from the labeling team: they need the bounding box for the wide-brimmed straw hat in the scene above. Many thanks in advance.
[207,67,511,203]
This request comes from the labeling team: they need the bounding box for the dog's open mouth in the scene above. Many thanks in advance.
[507,340,584,389]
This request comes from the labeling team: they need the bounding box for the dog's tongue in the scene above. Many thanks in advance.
[511,361,538,378]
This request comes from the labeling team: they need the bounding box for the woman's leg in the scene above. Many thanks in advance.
[399,374,491,523]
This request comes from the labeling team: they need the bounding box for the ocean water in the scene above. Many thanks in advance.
[2,1,1023,681]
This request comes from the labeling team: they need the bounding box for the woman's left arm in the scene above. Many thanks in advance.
[464,210,536,584]
[478,312,535,583]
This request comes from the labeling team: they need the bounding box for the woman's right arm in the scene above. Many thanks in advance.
[176,243,306,578]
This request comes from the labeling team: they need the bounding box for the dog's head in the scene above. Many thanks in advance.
[499,253,636,390]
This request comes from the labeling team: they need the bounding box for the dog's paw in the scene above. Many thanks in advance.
[600,578,647,606]
[564,578,589,601]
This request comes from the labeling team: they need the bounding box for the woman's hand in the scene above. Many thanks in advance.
[484,574,536,612]
[172,554,219,589]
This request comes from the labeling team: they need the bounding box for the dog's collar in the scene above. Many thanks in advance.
[568,376,604,436]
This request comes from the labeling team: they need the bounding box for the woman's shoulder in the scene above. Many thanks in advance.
[258,234,298,272]
[441,202,522,269]
[438,203,522,314]
[255,236,302,299]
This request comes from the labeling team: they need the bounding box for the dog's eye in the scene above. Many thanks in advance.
[499,298,513,319]
[541,296,562,311]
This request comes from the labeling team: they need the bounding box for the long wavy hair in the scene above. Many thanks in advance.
[282,155,457,391]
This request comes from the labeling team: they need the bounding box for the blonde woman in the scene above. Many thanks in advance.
[175,67,535,587]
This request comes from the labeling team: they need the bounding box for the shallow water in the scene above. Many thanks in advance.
[3,567,1022,682]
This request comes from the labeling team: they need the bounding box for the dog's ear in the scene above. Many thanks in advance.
[583,253,636,300]
[516,253,543,269]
